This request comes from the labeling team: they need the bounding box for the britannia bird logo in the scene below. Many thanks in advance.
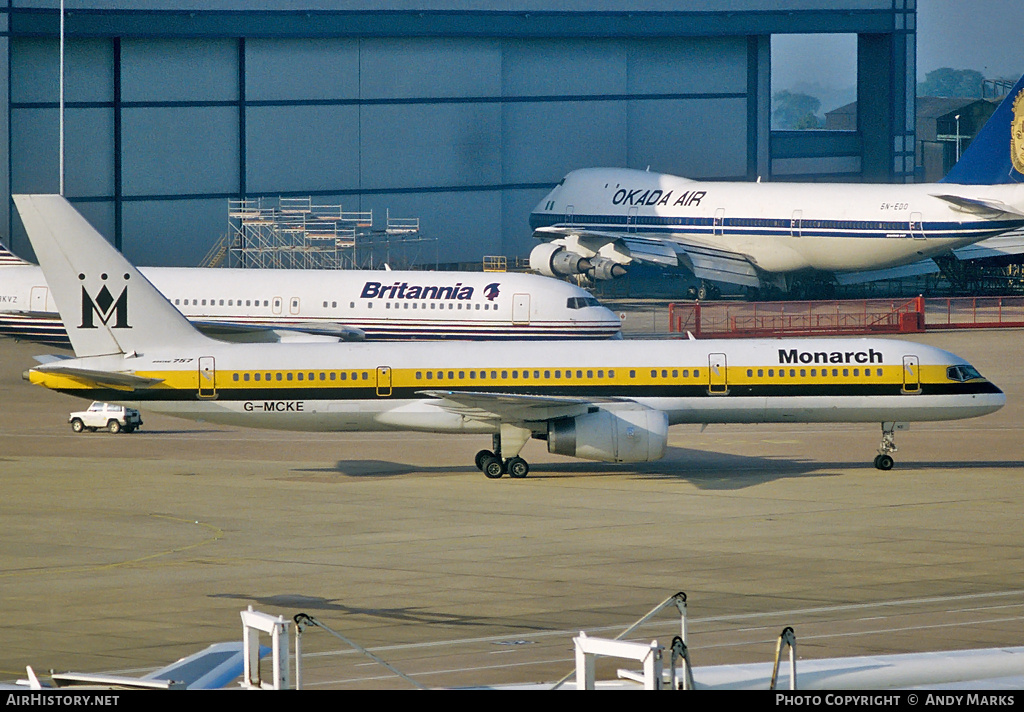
[484,282,500,301]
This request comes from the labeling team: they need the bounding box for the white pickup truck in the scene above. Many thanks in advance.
[69,402,143,434]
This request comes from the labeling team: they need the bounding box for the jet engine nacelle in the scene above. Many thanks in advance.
[587,256,628,281]
[547,408,668,463]
[529,242,592,278]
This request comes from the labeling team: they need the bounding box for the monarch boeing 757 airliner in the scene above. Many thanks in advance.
[19,195,1004,475]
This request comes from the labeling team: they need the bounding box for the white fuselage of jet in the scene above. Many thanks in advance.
[0,263,620,343]
[529,167,1024,285]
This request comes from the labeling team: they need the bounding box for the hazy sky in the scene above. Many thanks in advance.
[772,0,1023,110]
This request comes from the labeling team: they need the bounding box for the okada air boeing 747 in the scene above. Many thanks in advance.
[19,195,1004,475]
[529,72,1024,299]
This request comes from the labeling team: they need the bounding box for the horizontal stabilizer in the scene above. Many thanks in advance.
[930,193,1024,217]
[32,363,163,391]
[33,353,72,364]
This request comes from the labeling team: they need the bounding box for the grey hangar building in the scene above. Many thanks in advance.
[0,1,918,268]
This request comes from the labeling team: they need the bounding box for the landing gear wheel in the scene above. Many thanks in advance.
[482,456,504,479]
[874,454,894,471]
[696,283,709,301]
[71,418,84,433]
[475,449,496,471]
[107,420,122,434]
[506,457,529,479]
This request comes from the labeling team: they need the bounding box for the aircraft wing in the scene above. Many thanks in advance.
[930,194,1024,218]
[32,364,163,391]
[951,230,1024,260]
[534,226,762,287]
[143,641,267,690]
[193,320,365,343]
[835,231,1024,285]
[419,389,624,425]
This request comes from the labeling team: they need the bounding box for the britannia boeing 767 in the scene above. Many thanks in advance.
[19,195,1004,475]
[0,244,619,344]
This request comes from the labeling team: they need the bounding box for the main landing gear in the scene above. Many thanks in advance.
[873,421,904,471]
[475,426,532,479]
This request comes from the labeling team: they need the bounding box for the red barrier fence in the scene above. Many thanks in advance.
[668,297,925,338]
[668,296,1024,337]
[923,296,1024,329]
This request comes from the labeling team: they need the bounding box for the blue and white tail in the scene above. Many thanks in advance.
[941,73,1024,185]
[0,242,31,265]
[13,194,211,358]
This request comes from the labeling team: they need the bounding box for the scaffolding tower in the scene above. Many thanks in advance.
[220,197,435,270]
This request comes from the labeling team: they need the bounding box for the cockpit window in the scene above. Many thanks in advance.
[566,296,601,309]
[947,365,983,382]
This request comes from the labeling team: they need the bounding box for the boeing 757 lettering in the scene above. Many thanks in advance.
[19,195,1004,475]
[529,73,1024,299]
[0,244,620,344]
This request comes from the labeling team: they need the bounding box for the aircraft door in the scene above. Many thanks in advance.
[910,212,924,239]
[289,297,301,315]
[565,203,575,226]
[30,286,48,312]
[708,352,728,394]
[512,293,530,325]
[376,366,392,397]
[791,210,802,238]
[627,206,638,233]
[272,297,283,315]
[198,357,217,399]
[714,208,725,236]
[902,355,921,393]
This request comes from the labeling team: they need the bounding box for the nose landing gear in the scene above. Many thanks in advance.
[873,421,905,470]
